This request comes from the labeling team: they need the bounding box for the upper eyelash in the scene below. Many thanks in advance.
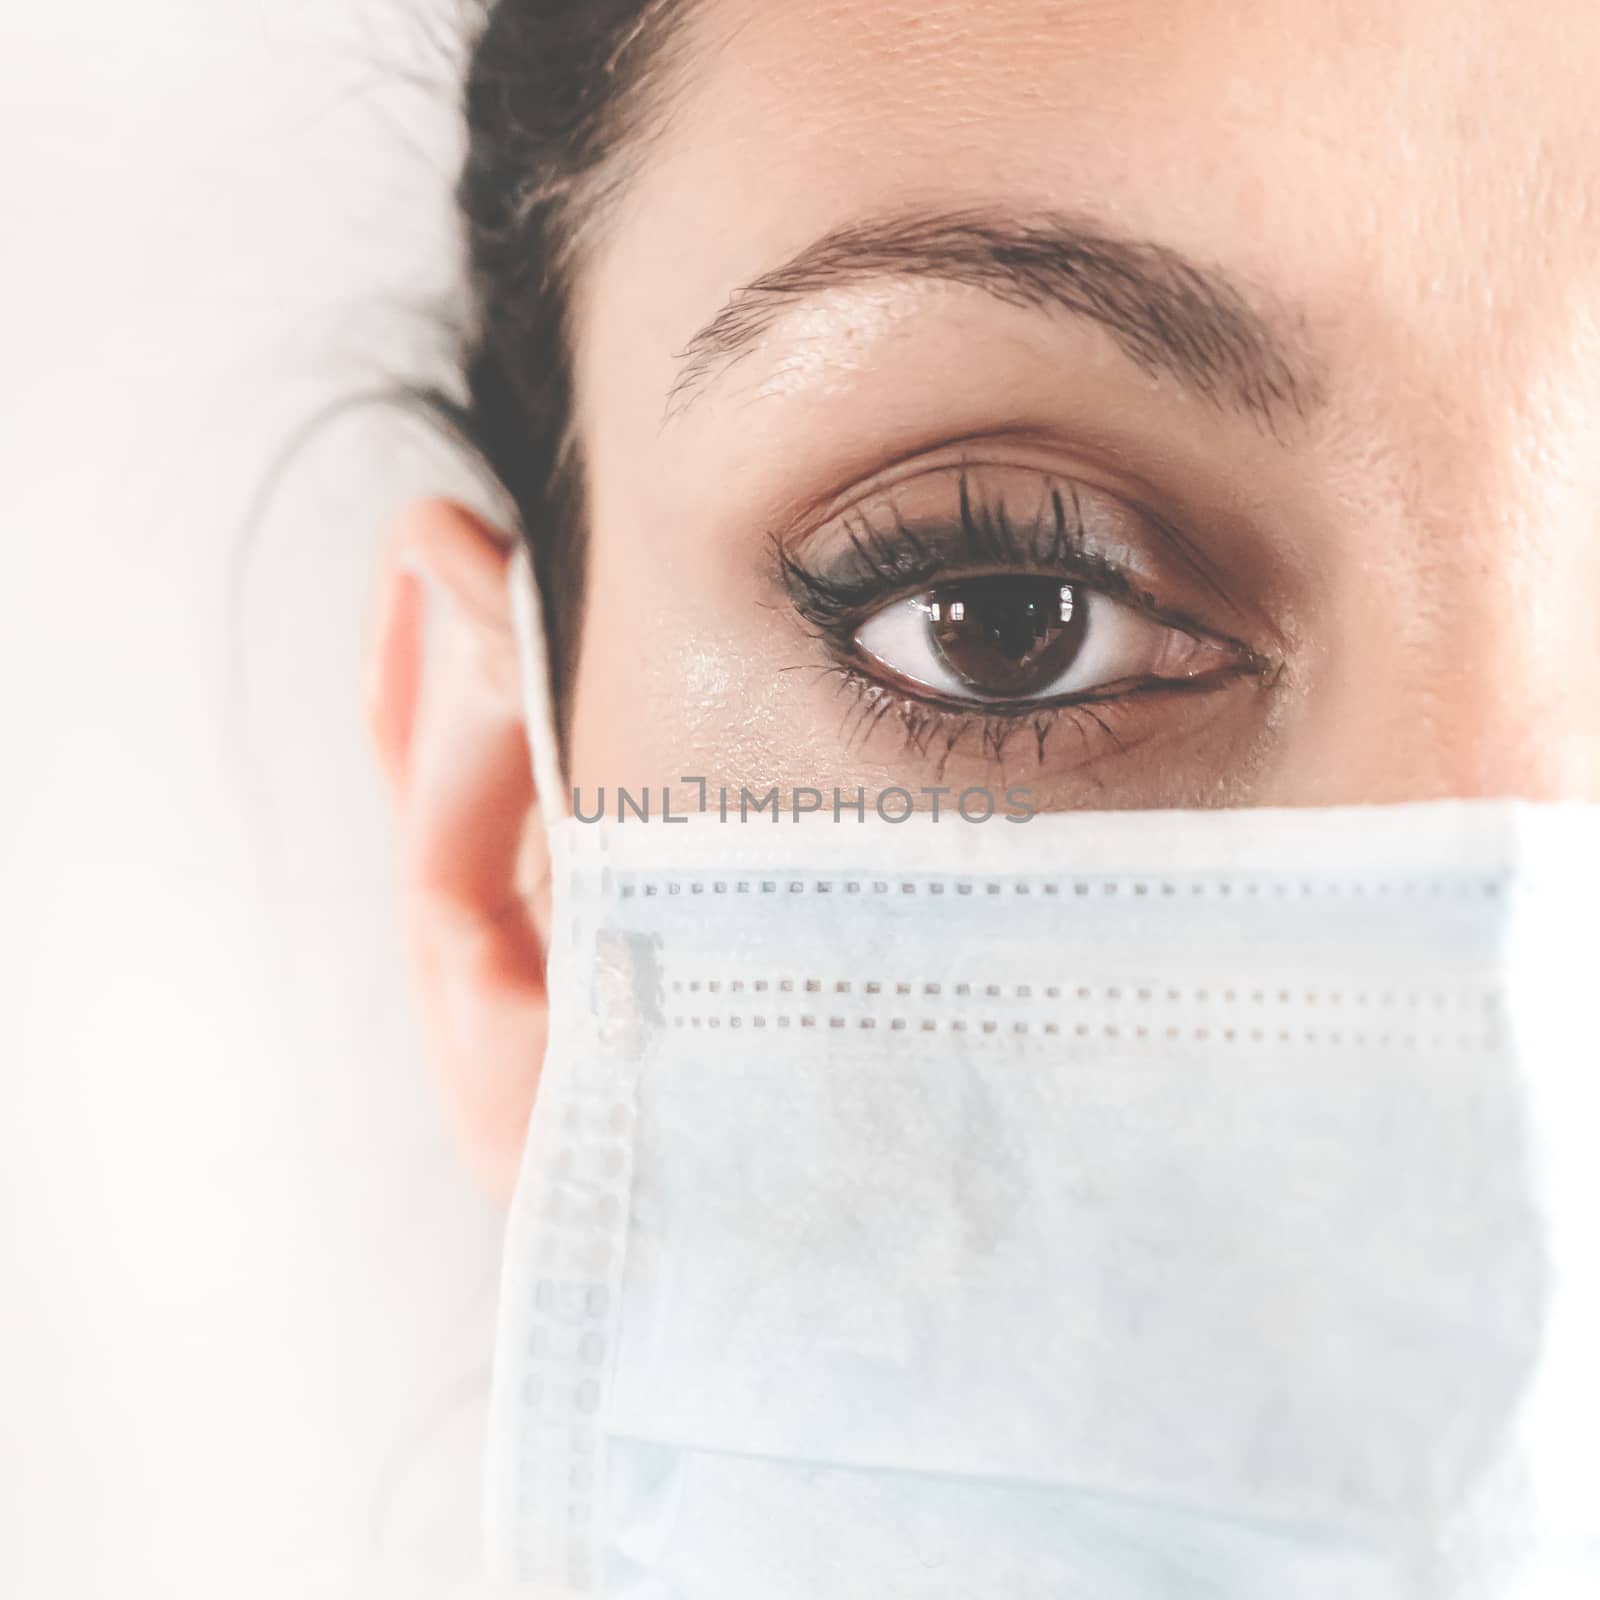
[776,467,1159,635]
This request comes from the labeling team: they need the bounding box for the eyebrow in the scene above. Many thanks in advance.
[665,208,1321,431]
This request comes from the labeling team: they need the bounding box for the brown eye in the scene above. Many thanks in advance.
[925,578,1085,698]
[853,577,1235,707]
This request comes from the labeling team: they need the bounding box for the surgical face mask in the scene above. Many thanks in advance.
[487,551,1600,1598]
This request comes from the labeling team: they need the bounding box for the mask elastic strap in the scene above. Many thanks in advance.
[508,542,568,831]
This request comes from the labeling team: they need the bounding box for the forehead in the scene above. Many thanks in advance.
[572,0,1600,455]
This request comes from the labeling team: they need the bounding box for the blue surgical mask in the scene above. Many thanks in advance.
[486,548,1600,1598]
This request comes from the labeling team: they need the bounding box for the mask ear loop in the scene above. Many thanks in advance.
[508,541,569,841]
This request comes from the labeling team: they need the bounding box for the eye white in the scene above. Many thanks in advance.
[852,588,1217,703]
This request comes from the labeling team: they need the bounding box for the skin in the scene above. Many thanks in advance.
[367,0,1600,1197]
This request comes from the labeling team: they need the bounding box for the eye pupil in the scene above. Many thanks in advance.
[926,578,1086,697]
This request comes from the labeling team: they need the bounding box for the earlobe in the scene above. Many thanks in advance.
[367,499,552,1205]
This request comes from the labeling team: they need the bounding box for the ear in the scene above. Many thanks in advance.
[366,498,551,1205]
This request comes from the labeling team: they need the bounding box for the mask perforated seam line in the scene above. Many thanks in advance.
[667,977,1500,1008]
[616,874,1510,899]
[659,1015,1502,1049]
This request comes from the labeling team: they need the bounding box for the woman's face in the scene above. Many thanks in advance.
[566,0,1600,810]
[370,0,1600,1195]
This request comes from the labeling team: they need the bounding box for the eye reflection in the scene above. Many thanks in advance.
[854,576,1229,706]
[924,578,1083,697]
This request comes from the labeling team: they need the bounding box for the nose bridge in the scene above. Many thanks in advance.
[1290,293,1600,807]
[1354,60,1600,777]
[1451,215,1600,799]
[1366,387,1600,802]
[1429,598,1600,803]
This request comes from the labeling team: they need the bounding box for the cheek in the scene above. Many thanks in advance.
[564,532,806,791]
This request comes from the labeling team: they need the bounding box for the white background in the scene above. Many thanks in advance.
[0,4,509,1594]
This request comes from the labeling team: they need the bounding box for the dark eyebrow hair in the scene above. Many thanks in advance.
[665,208,1321,431]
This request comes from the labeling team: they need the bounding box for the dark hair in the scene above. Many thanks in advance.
[423,0,686,743]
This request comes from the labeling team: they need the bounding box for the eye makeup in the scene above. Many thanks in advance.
[772,461,1276,776]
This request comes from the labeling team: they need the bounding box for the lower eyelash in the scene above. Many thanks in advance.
[813,658,1261,781]
[821,663,1140,776]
